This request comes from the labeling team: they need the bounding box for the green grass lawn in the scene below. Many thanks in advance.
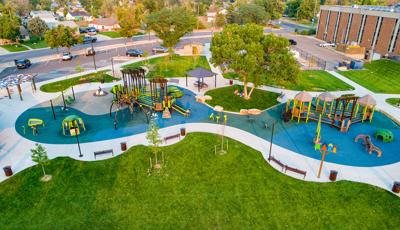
[124,55,211,78]
[99,31,122,38]
[0,133,398,229]
[340,59,400,94]
[223,70,353,92]
[205,85,279,112]
[99,31,144,38]
[0,44,29,52]
[23,39,48,49]
[40,71,118,93]
[386,98,400,107]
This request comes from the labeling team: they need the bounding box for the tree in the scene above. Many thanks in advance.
[262,34,300,83]
[27,17,48,39]
[215,12,226,28]
[211,23,265,99]
[116,4,143,45]
[146,119,163,168]
[44,25,79,51]
[236,3,269,25]
[146,7,196,55]
[285,0,302,18]
[298,0,319,21]
[31,143,50,181]
[256,0,284,20]
[0,3,21,41]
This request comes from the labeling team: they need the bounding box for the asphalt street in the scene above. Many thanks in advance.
[0,23,349,82]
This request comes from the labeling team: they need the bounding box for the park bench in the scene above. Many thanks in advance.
[268,156,285,171]
[284,165,307,179]
[94,149,114,159]
[164,133,181,143]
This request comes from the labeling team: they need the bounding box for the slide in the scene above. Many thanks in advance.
[354,134,382,157]
[172,103,190,117]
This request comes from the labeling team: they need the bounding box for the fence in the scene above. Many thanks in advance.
[292,47,327,70]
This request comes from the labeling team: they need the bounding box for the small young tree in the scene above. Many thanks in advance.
[31,143,51,181]
[146,118,163,168]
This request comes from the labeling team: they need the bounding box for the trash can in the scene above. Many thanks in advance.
[3,166,13,177]
[121,142,127,151]
[229,80,233,85]
[180,128,186,136]
[329,170,338,182]
[392,182,400,193]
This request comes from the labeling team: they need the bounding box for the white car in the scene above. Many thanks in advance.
[319,42,336,47]
[62,52,73,61]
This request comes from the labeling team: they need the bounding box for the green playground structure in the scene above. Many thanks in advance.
[374,129,394,143]
[62,115,86,136]
[27,118,45,135]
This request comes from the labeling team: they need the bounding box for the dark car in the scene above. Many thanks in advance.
[289,39,297,46]
[126,49,144,57]
[14,59,31,69]
[79,27,88,34]
[83,36,97,44]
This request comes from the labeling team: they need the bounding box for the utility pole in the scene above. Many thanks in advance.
[91,41,97,70]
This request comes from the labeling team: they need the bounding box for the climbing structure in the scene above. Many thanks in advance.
[355,134,382,157]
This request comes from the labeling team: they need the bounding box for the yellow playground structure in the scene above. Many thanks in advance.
[284,92,376,132]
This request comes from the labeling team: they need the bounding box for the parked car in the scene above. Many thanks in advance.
[319,42,336,47]
[87,27,97,35]
[85,47,95,56]
[152,45,168,53]
[62,52,73,61]
[79,27,88,34]
[14,59,31,69]
[126,49,144,57]
[289,39,297,46]
[83,36,97,44]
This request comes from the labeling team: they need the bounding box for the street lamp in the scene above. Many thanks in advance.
[74,126,83,157]
[91,41,97,70]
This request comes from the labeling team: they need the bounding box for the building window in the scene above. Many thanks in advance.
[389,19,399,52]
[372,17,382,47]
[359,15,367,44]
[392,24,400,52]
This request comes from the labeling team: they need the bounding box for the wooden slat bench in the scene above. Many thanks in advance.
[94,149,114,159]
[268,156,285,171]
[284,165,307,179]
[164,133,181,143]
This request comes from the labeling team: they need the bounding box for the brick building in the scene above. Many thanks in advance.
[316,4,400,57]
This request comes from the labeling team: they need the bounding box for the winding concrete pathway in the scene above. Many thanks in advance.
[0,44,399,196]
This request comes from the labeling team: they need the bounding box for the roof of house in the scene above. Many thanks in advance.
[69,11,90,17]
[91,18,119,26]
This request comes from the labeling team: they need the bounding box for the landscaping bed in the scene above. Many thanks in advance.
[386,98,400,108]
[205,85,279,112]
[123,55,210,78]
[0,133,399,228]
[223,70,353,92]
[40,71,118,93]
[340,59,400,94]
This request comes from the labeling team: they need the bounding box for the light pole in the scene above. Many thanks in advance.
[74,126,83,158]
[91,41,97,70]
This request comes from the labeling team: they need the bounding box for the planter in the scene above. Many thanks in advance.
[121,142,127,151]
[180,128,186,136]
[3,166,13,177]
[329,170,338,182]
[392,182,400,193]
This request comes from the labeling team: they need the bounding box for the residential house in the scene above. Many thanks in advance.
[30,10,58,25]
[66,11,92,21]
[89,18,120,32]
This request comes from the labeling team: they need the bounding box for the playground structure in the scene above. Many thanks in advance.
[62,115,86,136]
[374,129,394,143]
[109,68,190,120]
[355,134,382,157]
[27,118,45,135]
[285,92,377,132]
